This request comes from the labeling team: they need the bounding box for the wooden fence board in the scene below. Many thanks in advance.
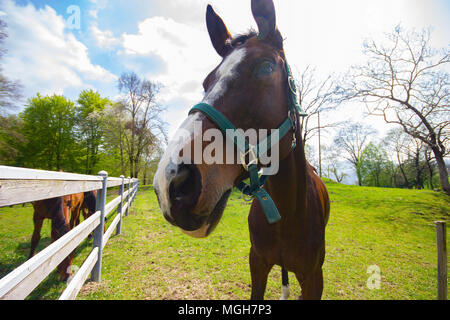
[0,211,101,300]
[58,248,99,301]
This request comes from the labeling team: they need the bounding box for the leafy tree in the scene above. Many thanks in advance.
[77,89,111,174]
[100,102,130,177]
[20,94,81,171]
[0,114,26,166]
[360,142,391,187]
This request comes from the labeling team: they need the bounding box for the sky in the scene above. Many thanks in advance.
[1,0,449,183]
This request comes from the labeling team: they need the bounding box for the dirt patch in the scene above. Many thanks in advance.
[79,279,112,296]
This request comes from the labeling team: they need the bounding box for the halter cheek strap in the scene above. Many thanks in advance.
[189,60,306,224]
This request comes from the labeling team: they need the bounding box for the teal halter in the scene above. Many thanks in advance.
[189,60,306,224]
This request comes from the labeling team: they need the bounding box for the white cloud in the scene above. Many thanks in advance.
[89,9,98,19]
[115,0,449,138]
[1,0,117,102]
[121,16,220,134]
[90,23,120,48]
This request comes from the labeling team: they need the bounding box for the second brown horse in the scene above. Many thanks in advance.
[29,191,97,281]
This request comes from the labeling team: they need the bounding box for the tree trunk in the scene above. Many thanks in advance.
[433,148,450,195]
[397,152,410,188]
[355,162,362,186]
[424,150,434,190]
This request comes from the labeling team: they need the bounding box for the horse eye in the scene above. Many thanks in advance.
[257,61,274,76]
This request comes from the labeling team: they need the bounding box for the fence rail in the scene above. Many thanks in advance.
[0,166,140,300]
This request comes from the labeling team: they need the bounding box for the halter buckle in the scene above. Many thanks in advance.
[288,110,298,132]
[288,76,298,96]
[240,145,258,172]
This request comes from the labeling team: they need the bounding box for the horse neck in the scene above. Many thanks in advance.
[265,130,308,223]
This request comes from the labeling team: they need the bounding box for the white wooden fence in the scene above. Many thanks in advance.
[0,166,140,300]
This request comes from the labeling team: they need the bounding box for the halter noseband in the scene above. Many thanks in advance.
[189,60,307,224]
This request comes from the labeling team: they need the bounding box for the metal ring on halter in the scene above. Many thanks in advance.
[240,145,258,172]
[241,185,254,203]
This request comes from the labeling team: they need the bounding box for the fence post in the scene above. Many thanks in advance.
[125,177,131,217]
[116,175,124,236]
[436,221,447,300]
[91,171,107,282]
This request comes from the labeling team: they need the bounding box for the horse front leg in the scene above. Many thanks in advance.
[29,214,43,259]
[51,220,72,281]
[249,246,273,300]
[298,267,323,300]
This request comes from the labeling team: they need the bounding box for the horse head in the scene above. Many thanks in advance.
[154,0,297,238]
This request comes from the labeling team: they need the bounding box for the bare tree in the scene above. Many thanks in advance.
[118,72,167,178]
[333,122,377,186]
[296,66,342,144]
[341,26,449,194]
[322,144,347,183]
[384,128,412,187]
[423,146,436,190]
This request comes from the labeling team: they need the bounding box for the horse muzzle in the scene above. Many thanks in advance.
[154,159,232,238]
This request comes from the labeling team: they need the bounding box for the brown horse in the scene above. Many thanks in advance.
[79,191,97,223]
[80,190,98,238]
[29,197,72,281]
[153,0,330,300]
[29,192,85,281]
[65,192,85,229]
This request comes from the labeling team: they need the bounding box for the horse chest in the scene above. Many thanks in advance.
[249,212,325,273]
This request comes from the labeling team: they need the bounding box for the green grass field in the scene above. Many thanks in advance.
[0,181,448,300]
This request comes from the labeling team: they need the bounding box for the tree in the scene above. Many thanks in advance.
[321,144,347,183]
[297,66,342,144]
[384,127,437,190]
[117,72,167,178]
[423,145,438,190]
[0,19,22,113]
[403,137,428,190]
[360,142,391,187]
[333,122,377,186]
[342,26,449,194]
[101,102,130,176]
[0,114,26,166]
[77,90,111,174]
[20,94,81,171]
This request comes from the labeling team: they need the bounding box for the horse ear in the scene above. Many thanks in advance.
[206,5,232,57]
[251,0,283,49]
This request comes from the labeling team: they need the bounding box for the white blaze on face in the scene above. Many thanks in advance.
[154,48,246,218]
[153,112,202,217]
[203,48,247,106]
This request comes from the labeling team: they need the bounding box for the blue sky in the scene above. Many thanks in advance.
[1,0,449,167]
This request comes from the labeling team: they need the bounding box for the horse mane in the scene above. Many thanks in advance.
[230,29,257,47]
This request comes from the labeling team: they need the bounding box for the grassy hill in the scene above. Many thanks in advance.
[0,180,448,300]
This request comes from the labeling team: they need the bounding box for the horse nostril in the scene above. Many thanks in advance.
[171,166,190,192]
[168,164,202,206]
